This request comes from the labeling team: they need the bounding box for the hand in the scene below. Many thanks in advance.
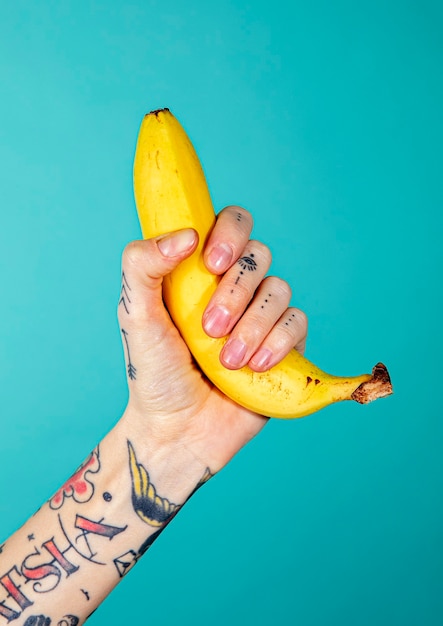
[117,206,307,472]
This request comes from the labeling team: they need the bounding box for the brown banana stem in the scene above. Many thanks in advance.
[351,363,393,404]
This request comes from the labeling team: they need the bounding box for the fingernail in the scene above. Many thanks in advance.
[222,338,247,368]
[207,243,233,272]
[203,305,231,336]
[157,229,196,257]
[250,348,273,370]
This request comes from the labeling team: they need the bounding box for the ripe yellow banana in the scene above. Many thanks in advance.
[133,108,392,418]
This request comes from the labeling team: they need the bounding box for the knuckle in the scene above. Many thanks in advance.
[223,205,254,229]
[248,239,272,267]
[265,276,292,302]
[291,307,308,334]
[234,318,268,348]
[279,308,308,347]
[122,240,145,268]
[273,308,308,348]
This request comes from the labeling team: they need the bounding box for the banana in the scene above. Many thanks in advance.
[133,108,392,418]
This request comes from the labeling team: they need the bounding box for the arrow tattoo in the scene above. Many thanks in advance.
[119,272,132,314]
[121,328,137,380]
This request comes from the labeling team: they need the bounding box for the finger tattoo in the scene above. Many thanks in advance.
[234,253,257,285]
[121,329,137,380]
[119,272,132,315]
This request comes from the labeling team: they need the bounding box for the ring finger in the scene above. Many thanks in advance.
[220,276,292,369]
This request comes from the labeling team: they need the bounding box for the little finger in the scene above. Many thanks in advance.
[248,307,309,372]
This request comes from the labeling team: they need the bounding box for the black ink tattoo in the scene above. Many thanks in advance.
[81,589,90,601]
[137,528,163,557]
[236,212,242,222]
[129,447,213,558]
[121,328,137,380]
[113,550,138,578]
[57,616,79,626]
[128,441,180,527]
[27,534,35,542]
[284,313,296,327]
[119,272,132,314]
[261,292,272,309]
[238,253,257,272]
[103,492,112,502]
[23,615,51,626]
[0,543,5,554]
[235,253,257,284]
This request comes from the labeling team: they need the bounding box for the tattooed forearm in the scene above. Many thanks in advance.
[0,509,128,622]
[0,432,213,621]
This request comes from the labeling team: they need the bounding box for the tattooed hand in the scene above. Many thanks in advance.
[118,206,307,472]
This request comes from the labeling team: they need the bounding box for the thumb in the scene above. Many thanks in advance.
[118,228,198,326]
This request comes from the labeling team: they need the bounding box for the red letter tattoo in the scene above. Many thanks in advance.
[49,448,100,510]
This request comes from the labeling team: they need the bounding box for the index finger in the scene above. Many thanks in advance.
[203,205,253,275]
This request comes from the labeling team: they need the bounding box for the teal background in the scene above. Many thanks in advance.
[0,1,442,624]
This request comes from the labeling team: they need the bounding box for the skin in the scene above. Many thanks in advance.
[0,206,307,624]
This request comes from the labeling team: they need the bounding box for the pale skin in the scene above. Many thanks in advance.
[0,206,307,625]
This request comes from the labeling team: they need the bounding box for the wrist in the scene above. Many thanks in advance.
[117,405,213,506]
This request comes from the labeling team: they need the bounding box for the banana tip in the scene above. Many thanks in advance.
[351,362,393,404]
[147,107,171,117]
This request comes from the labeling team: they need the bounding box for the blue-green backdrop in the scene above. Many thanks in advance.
[1,1,442,624]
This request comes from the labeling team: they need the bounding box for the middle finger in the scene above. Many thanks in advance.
[202,239,272,338]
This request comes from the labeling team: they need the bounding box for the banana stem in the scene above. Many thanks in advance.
[351,363,393,404]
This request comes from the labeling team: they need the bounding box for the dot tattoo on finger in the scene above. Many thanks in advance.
[285,313,296,326]
[235,253,257,284]
[261,293,272,309]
